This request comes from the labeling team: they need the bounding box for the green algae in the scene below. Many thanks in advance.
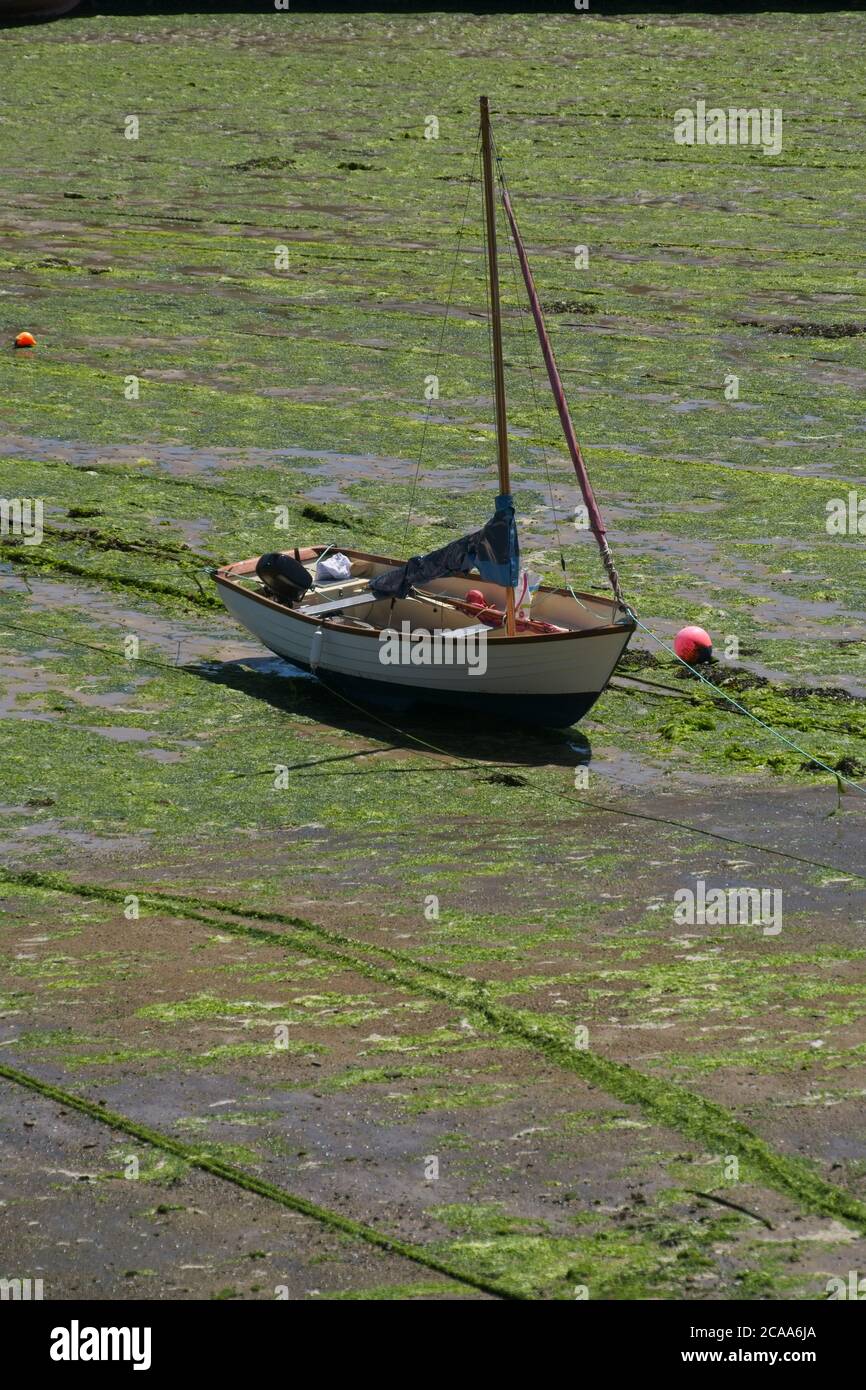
[6,866,866,1240]
[551,950,866,1030]
[662,1040,866,1078]
[1,7,866,1301]
[175,1110,281,1130]
[430,1204,540,1238]
[137,994,291,1022]
[361,1026,524,1058]
[64,1047,179,1069]
[392,1082,512,1117]
[429,1189,850,1299]
[192,1041,322,1063]
[319,1065,439,1092]
[0,1059,523,1301]
[181,1140,262,1168]
[430,1206,751,1300]
[104,1148,189,1187]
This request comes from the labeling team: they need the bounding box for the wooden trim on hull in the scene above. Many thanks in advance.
[214,548,635,647]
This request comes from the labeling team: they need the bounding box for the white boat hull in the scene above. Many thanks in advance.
[215,547,634,727]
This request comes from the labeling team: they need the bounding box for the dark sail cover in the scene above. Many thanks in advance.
[370,494,519,600]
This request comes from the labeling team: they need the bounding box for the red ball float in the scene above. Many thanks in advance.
[674,624,713,665]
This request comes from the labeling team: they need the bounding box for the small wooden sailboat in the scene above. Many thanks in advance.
[215,98,635,728]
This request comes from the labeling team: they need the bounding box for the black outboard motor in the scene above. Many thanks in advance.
[256,552,314,606]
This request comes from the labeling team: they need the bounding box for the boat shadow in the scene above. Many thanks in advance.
[192,656,589,770]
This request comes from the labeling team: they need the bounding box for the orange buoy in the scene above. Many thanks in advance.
[14,332,36,349]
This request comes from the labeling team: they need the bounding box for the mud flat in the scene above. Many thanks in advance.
[0,8,865,1300]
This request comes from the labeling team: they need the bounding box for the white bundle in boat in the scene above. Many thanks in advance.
[315,552,352,583]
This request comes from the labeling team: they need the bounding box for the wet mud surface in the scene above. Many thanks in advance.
[0,8,865,1299]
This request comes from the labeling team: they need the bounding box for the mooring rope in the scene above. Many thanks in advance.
[311,675,865,881]
[3,613,863,873]
[625,609,866,798]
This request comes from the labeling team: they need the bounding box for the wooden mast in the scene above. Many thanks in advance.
[480,95,516,637]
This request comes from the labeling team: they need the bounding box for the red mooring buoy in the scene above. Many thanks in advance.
[674,625,713,664]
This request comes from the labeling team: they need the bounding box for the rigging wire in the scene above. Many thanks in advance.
[491,136,572,589]
[3,109,860,887]
[401,133,482,553]
[483,134,861,797]
[491,138,621,611]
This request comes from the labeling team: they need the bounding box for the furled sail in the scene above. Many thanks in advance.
[369,493,519,600]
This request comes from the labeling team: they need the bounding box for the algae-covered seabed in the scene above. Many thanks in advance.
[1,7,866,1301]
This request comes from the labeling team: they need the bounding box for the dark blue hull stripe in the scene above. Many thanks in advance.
[313,669,603,728]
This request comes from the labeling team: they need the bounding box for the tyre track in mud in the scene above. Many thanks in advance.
[4,864,866,1237]
[0,1062,504,1301]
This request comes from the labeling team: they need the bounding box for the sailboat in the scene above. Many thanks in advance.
[215,98,635,728]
